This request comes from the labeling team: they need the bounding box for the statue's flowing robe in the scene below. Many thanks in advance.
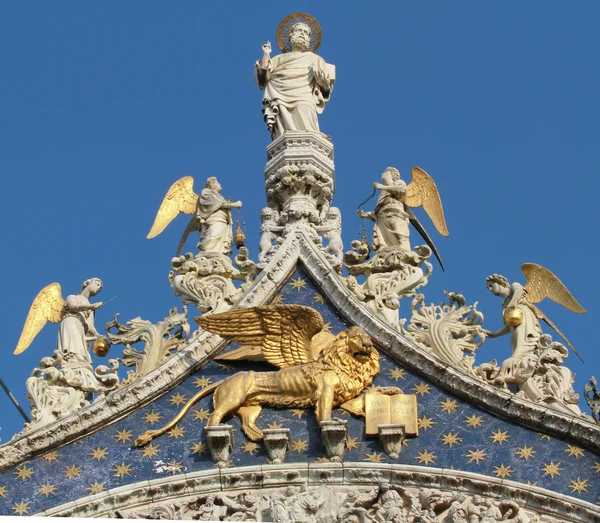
[57,294,101,392]
[256,51,335,138]
[372,192,411,252]
[197,188,232,254]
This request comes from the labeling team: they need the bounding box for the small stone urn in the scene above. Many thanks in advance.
[263,428,291,464]
[320,419,348,462]
[205,425,234,468]
[378,424,405,459]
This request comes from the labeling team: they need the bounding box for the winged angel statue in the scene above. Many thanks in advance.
[358,166,449,268]
[483,263,586,392]
[135,305,379,445]
[147,176,242,256]
[14,279,119,428]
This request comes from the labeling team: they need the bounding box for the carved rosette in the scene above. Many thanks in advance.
[320,419,348,462]
[262,428,291,464]
[402,291,485,376]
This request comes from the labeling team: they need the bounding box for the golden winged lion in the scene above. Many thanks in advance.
[135,305,379,445]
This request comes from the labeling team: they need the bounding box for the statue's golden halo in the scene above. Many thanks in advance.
[277,12,322,53]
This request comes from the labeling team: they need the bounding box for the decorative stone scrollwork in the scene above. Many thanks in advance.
[401,292,485,376]
[263,428,291,464]
[346,246,433,328]
[24,349,119,432]
[584,376,600,423]
[105,307,189,386]
[378,424,405,459]
[205,424,234,468]
[320,419,348,462]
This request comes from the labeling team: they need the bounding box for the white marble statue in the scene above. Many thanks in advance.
[357,166,449,269]
[255,15,335,139]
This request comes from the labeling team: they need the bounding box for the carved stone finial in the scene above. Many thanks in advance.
[584,376,600,423]
[320,419,348,462]
[205,425,233,468]
[263,428,291,464]
[378,424,405,459]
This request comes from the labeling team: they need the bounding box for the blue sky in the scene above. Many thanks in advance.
[1,2,599,440]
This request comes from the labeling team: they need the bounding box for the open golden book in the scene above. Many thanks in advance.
[365,392,418,437]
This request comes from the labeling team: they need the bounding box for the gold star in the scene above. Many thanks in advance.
[89,446,108,461]
[267,421,283,430]
[291,409,305,418]
[389,367,406,381]
[169,392,188,406]
[194,376,212,389]
[0,485,7,498]
[87,481,105,495]
[417,450,437,466]
[313,294,325,304]
[440,398,459,413]
[412,382,431,396]
[144,410,162,425]
[466,449,487,464]
[490,429,510,445]
[464,414,484,428]
[168,426,186,439]
[15,464,34,481]
[193,407,210,422]
[316,457,330,463]
[565,444,584,458]
[64,464,82,479]
[241,442,260,455]
[42,451,60,463]
[39,482,57,497]
[141,443,160,459]
[290,277,307,291]
[114,462,132,478]
[12,500,30,516]
[221,460,233,469]
[570,477,589,495]
[593,462,600,474]
[539,433,551,441]
[441,431,462,447]
[115,429,133,443]
[365,451,385,463]
[270,295,285,305]
[493,464,513,478]
[418,416,436,431]
[190,441,207,455]
[516,445,536,461]
[291,439,309,453]
[542,461,563,479]
[346,436,360,450]
[166,459,184,475]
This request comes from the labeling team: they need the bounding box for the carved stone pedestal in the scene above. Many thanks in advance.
[265,131,334,227]
[205,425,233,468]
[378,424,405,459]
[263,428,291,464]
[320,419,347,462]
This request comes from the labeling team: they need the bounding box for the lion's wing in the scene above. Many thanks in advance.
[196,305,325,367]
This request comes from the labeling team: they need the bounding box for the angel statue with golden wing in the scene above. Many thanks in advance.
[147,176,242,257]
[14,279,119,428]
[483,263,586,387]
[357,166,449,269]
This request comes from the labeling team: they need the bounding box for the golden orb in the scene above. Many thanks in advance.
[503,306,524,327]
[93,338,110,357]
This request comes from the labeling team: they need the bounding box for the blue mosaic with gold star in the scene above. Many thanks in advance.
[1,266,599,515]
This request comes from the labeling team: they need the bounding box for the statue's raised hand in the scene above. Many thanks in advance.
[262,41,271,56]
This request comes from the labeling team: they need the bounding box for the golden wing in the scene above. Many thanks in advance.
[146,176,199,239]
[14,283,65,355]
[528,303,584,362]
[196,305,325,367]
[404,166,449,236]
[522,263,586,313]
